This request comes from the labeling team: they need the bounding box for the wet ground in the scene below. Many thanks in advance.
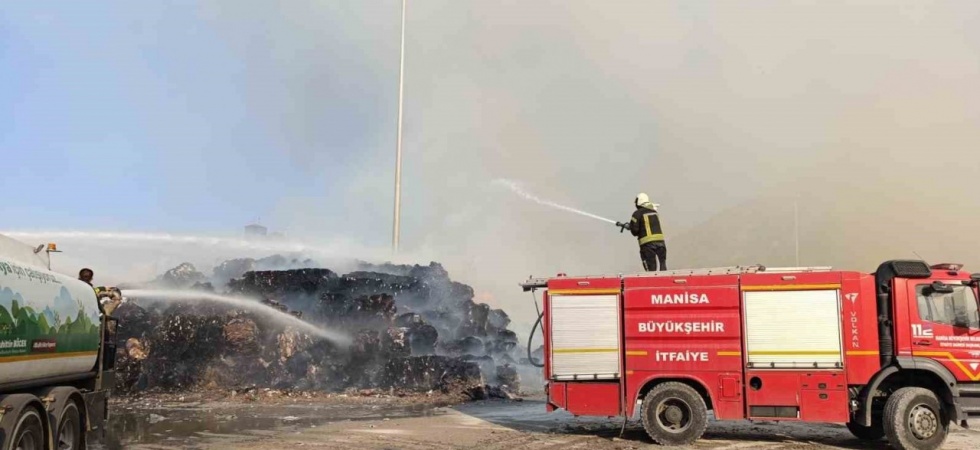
[97,396,980,449]
[96,395,445,449]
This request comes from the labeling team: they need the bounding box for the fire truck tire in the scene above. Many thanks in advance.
[640,382,708,446]
[846,420,884,441]
[883,387,949,450]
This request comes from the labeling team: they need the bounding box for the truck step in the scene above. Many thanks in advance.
[962,406,980,417]
[958,384,980,397]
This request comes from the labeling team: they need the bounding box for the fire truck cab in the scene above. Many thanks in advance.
[522,260,980,450]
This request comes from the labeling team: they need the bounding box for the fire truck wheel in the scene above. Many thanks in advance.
[883,387,949,450]
[845,420,884,441]
[640,382,708,446]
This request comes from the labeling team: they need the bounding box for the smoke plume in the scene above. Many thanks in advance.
[5,2,980,336]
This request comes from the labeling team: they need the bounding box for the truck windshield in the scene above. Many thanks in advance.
[915,284,980,329]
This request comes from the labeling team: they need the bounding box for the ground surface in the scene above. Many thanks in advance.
[100,396,979,450]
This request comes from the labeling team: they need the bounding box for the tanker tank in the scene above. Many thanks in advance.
[0,255,101,385]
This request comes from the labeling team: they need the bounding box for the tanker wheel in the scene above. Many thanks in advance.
[56,401,82,450]
[9,407,44,450]
[883,387,949,450]
[846,420,884,441]
[640,382,708,446]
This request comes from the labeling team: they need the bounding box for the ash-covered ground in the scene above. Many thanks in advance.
[112,257,528,401]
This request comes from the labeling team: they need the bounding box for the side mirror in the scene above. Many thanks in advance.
[930,281,955,294]
[971,273,980,285]
[954,314,970,328]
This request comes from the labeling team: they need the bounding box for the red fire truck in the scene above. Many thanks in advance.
[521,261,980,450]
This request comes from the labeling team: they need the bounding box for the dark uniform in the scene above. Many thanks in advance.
[630,205,666,271]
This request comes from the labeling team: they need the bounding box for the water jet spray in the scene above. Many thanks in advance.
[122,289,351,345]
[493,179,618,225]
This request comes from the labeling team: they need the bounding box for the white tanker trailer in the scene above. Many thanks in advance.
[0,233,116,450]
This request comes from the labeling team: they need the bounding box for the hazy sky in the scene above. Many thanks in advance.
[4,2,980,330]
[2,1,401,234]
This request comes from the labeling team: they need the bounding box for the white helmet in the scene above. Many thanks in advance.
[635,193,659,210]
[635,193,649,206]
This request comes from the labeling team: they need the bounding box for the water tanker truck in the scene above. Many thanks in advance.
[0,233,116,450]
[522,262,980,450]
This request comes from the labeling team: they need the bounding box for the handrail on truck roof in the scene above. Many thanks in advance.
[631,265,834,277]
[520,265,835,292]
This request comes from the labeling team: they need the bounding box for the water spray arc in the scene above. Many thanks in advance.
[122,289,351,345]
[493,179,618,225]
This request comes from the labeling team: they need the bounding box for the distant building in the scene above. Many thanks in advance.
[244,224,268,239]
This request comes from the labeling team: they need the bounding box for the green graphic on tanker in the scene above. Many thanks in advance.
[0,284,100,358]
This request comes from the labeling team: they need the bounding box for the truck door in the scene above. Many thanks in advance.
[905,280,980,382]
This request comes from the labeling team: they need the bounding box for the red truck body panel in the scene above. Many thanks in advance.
[840,272,880,385]
[539,265,980,424]
[622,274,743,418]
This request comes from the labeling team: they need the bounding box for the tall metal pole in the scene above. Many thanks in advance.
[392,0,407,253]
[794,199,800,266]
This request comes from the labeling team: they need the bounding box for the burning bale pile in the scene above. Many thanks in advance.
[114,261,522,400]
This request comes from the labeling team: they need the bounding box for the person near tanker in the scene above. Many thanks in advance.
[79,268,122,316]
[616,193,667,271]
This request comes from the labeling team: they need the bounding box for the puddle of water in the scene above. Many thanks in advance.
[94,401,441,449]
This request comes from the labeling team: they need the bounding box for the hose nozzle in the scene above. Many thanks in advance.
[615,221,629,233]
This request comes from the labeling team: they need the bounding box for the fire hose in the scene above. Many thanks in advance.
[526,289,545,367]
[527,311,544,368]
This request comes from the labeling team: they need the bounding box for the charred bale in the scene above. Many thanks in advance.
[228,268,339,299]
[495,363,520,390]
[139,312,225,390]
[486,329,520,357]
[460,355,496,378]
[487,308,511,331]
[380,356,483,393]
[394,312,424,328]
[441,336,485,357]
[456,302,491,338]
[112,302,156,342]
[383,327,410,358]
[223,317,260,353]
[406,323,438,355]
[114,337,150,393]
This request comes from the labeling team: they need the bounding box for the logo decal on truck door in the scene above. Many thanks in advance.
[912,324,934,338]
[845,293,858,304]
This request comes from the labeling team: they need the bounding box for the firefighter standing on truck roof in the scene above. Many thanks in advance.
[625,193,666,271]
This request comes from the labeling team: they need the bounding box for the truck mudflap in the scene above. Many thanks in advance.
[82,390,108,444]
[856,366,899,426]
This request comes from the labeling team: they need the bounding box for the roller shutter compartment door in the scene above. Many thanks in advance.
[550,294,621,380]
[743,290,843,369]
